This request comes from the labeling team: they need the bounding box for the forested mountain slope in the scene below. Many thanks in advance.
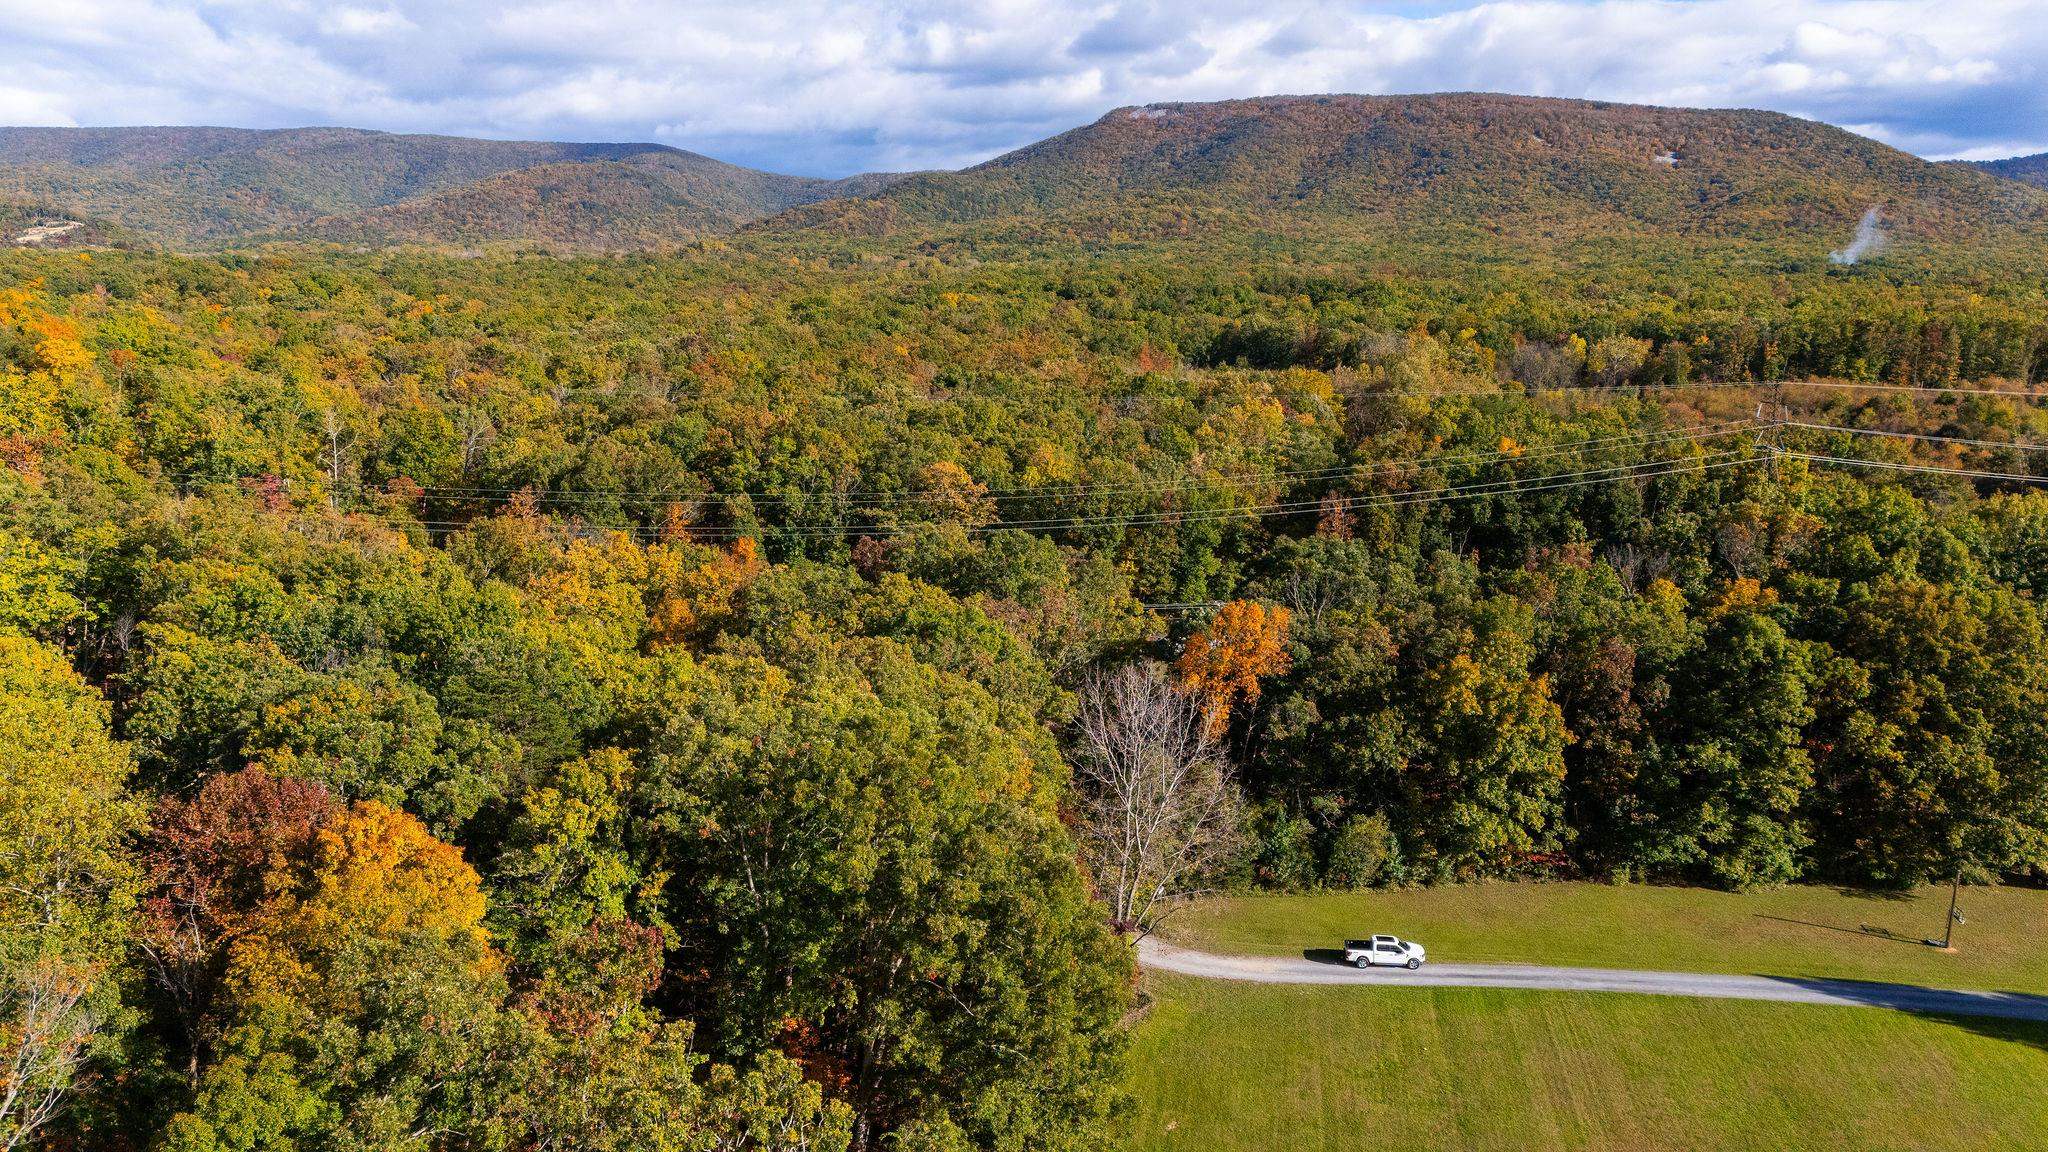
[775,94,2048,257]
[0,125,902,247]
[11,97,2046,257]
[1976,151,2048,189]
[293,152,909,249]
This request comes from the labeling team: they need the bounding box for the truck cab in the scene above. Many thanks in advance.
[1342,934,1426,969]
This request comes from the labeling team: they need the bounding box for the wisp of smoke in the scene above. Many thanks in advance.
[1830,206,1887,265]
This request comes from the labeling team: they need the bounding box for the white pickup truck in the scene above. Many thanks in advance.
[1342,934,1426,969]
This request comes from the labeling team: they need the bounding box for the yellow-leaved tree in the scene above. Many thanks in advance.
[164,800,504,1151]
[0,636,142,1149]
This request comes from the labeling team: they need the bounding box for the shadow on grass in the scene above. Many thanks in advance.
[1829,885,1919,903]
[1302,948,1346,965]
[1930,1013,2048,1057]
[1759,974,2048,1054]
[1753,914,1931,946]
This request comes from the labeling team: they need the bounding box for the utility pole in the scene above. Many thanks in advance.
[1753,400,1783,480]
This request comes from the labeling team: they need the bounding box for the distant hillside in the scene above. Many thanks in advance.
[0,126,682,243]
[0,203,126,249]
[8,101,2043,257]
[1975,152,2048,190]
[293,152,909,250]
[774,94,2048,254]
[0,126,904,248]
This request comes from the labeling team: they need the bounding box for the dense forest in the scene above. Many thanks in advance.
[6,93,2048,1151]
[11,96,2048,255]
[1977,151,2048,190]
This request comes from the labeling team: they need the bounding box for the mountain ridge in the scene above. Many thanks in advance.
[0,125,679,242]
[290,152,913,250]
[6,96,2045,255]
[771,93,2048,252]
[1974,152,2048,190]
[0,124,906,248]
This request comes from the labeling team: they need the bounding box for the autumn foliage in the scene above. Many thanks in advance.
[5,140,2048,1150]
[1174,600,1292,729]
[138,768,337,1069]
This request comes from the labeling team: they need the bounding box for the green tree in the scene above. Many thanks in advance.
[1806,578,2048,886]
[635,644,1130,1150]
[0,530,80,637]
[0,636,143,1149]
[488,748,641,964]
[1640,583,1817,888]
[1402,597,1570,876]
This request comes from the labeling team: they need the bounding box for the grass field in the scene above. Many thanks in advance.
[1162,881,2048,993]
[1128,973,2048,1152]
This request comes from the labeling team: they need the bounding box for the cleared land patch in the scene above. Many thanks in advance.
[1161,881,2048,993]
[1128,973,2048,1152]
[10,219,83,245]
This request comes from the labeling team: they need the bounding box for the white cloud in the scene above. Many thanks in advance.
[0,0,2040,174]
[318,7,417,37]
[0,85,76,126]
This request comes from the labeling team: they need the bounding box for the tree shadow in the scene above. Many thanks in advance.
[1827,885,1919,903]
[1929,1012,2048,1057]
[1758,974,2048,1055]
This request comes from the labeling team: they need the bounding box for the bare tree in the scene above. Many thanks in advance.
[321,407,356,512]
[1071,663,1243,934]
[1,956,101,1151]
[455,408,497,478]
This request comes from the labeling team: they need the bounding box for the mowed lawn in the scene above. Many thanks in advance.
[1163,881,2048,993]
[1128,973,2048,1152]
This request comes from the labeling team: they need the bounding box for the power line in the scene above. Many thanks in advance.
[1780,420,2048,454]
[968,451,1757,534]
[199,419,1757,508]
[1364,379,2048,400]
[137,380,2048,495]
[239,408,2048,547]
[160,371,2048,506]
[320,446,2042,546]
[1773,450,2048,485]
[306,449,1762,542]
[1772,380,2048,400]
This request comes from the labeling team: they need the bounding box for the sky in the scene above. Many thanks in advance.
[2,0,2044,176]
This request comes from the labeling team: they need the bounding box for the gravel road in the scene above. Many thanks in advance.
[1137,936,2048,1022]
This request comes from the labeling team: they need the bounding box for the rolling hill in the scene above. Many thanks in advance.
[0,125,904,248]
[293,152,907,250]
[6,97,2044,256]
[772,94,2048,255]
[0,126,670,243]
[1976,152,2048,190]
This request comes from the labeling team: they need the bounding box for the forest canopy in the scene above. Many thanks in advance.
[3,210,2047,1150]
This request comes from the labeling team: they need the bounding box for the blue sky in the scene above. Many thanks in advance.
[2,0,2043,175]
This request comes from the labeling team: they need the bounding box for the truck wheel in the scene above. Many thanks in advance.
[1354,957,1371,969]
[1406,958,1421,970]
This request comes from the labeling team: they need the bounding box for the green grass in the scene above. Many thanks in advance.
[1162,881,2048,993]
[1128,973,2048,1152]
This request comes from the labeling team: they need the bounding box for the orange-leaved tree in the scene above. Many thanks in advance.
[163,800,506,1150]
[1174,600,1292,732]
